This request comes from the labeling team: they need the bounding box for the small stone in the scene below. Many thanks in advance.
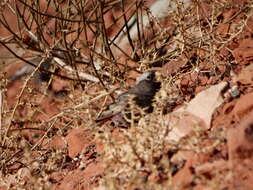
[230,85,240,98]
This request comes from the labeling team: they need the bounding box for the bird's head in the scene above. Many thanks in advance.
[136,70,161,84]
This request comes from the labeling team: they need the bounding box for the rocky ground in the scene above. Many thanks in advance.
[1,0,253,189]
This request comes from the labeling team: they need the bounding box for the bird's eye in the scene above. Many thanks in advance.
[146,73,153,80]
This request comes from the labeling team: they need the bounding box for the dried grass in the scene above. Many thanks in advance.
[0,0,252,189]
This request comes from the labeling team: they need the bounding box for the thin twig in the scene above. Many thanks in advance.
[54,57,99,82]
[0,90,2,142]
[2,58,46,146]
[31,118,57,151]
[33,86,118,130]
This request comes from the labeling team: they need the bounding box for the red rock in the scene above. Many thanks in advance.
[190,72,198,82]
[195,86,205,94]
[196,1,212,18]
[103,10,116,37]
[166,111,206,142]
[51,78,70,92]
[231,0,248,6]
[0,1,21,37]
[199,75,208,86]
[126,70,140,86]
[223,8,240,22]
[180,76,190,86]
[227,111,253,190]
[193,184,208,190]
[222,101,236,115]
[161,57,187,76]
[50,170,65,184]
[49,135,66,150]
[172,158,194,189]
[6,80,23,106]
[232,38,253,64]
[228,40,239,50]
[233,92,253,120]
[35,98,61,121]
[228,111,253,160]
[53,161,103,190]
[183,82,227,128]
[245,17,253,33]
[216,23,230,38]
[66,128,93,158]
[172,152,211,189]
[194,159,227,175]
[220,47,230,57]
[236,64,253,85]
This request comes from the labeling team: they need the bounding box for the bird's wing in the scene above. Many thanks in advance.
[95,93,131,121]
[95,103,124,121]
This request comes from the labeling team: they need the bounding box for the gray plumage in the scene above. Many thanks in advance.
[95,70,161,125]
